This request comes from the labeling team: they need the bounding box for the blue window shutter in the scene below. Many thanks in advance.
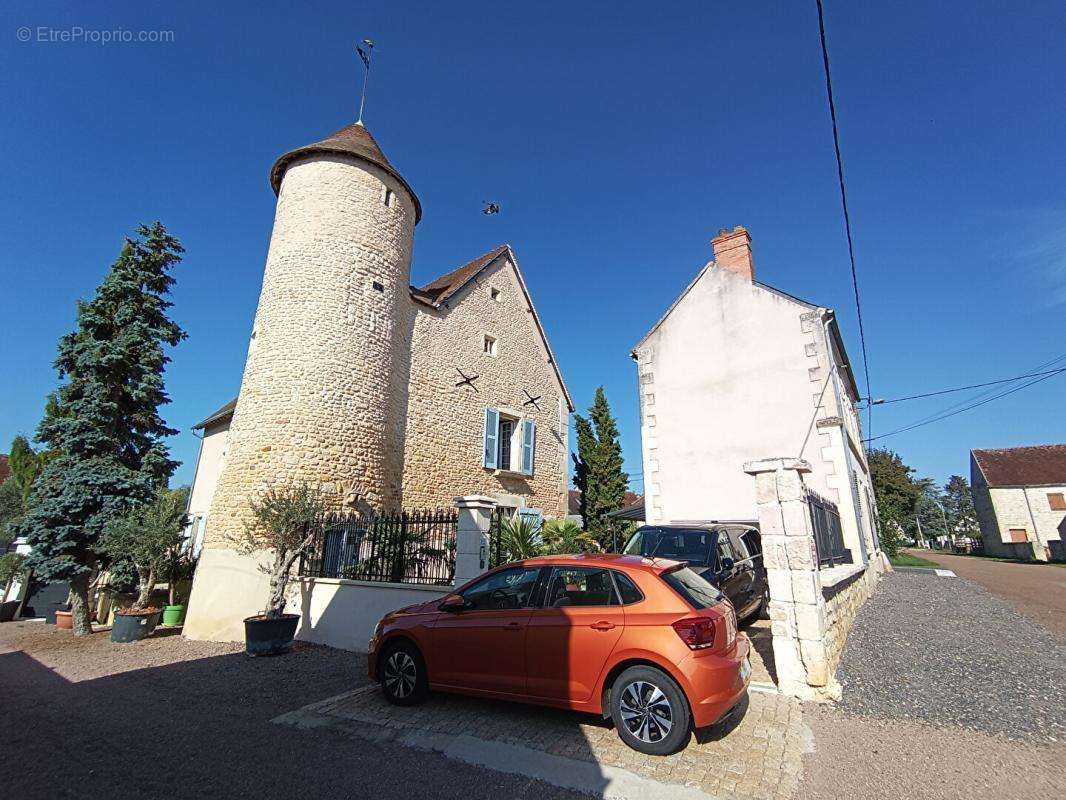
[484,408,499,469]
[521,417,536,476]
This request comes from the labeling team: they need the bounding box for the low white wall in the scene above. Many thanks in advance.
[183,548,273,642]
[287,578,452,652]
[183,547,453,650]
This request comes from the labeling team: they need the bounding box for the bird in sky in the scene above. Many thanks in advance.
[482,201,500,215]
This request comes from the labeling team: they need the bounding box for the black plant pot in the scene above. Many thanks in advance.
[244,614,300,656]
[111,610,161,643]
[0,601,19,623]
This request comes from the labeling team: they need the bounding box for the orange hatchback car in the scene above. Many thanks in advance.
[367,554,751,754]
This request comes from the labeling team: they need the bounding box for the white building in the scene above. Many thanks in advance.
[183,398,234,557]
[632,226,879,567]
[971,444,1066,562]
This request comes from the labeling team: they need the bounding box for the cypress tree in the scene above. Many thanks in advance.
[19,222,186,635]
[572,387,629,549]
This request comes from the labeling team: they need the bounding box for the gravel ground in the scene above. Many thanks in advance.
[0,621,586,800]
[914,550,1066,642]
[835,571,1066,742]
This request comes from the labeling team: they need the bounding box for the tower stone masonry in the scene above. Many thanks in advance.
[202,122,420,550]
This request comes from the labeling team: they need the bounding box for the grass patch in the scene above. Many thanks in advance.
[890,552,940,568]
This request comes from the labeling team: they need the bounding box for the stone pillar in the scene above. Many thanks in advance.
[454,495,497,587]
[744,457,836,700]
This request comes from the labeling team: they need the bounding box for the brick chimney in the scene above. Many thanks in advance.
[711,225,754,281]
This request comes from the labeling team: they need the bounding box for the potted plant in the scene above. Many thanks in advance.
[99,487,188,643]
[161,551,197,627]
[240,484,330,656]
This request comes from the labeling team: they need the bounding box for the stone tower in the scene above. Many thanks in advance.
[202,121,420,549]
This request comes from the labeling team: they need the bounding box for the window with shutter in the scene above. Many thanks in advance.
[521,417,536,476]
[484,408,499,469]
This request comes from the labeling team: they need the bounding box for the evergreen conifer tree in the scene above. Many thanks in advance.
[19,222,185,634]
[571,387,628,549]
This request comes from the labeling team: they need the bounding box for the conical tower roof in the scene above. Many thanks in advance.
[270,121,421,223]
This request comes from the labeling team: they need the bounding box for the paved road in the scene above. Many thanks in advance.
[912,550,1066,641]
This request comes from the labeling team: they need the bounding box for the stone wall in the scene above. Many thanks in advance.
[823,562,883,675]
[401,252,568,517]
[746,457,884,700]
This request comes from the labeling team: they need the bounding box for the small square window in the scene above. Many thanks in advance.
[372,280,384,292]
[483,334,497,357]
[490,287,501,302]
[1048,493,1066,511]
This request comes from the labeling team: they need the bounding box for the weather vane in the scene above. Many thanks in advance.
[356,38,375,124]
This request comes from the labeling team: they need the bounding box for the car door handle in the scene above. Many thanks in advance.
[503,622,524,632]
[590,621,616,631]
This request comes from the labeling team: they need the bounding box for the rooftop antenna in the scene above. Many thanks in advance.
[356,38,375,125]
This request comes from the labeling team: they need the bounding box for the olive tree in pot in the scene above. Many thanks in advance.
[241,484,330,656]
[99,486,188,643]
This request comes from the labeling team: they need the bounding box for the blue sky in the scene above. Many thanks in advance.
[2,0,1064,493]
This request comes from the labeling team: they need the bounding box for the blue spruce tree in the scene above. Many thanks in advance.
[20,222,185,634]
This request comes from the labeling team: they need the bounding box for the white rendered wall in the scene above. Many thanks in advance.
[187,420,229,520]
[288,578,451,652]
[637,267,829,523]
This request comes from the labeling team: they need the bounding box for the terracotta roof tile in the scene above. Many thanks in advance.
[270,121,421,223]
[972,444,1066,487]
[418,245,508,305]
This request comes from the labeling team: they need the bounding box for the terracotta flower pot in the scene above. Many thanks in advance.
[55,610,73,629]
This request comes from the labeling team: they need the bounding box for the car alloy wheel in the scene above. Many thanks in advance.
[619,680,673,742]
[610,665,691,755]
[383,650,418,699]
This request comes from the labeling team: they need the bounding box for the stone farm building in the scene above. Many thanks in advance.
[971,444,1066,562]
[183,118,573,643]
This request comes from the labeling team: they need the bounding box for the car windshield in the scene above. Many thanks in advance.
[623,528,717,566]
[662,567,725,609]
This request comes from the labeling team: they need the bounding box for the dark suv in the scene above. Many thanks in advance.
[623,524,767,622]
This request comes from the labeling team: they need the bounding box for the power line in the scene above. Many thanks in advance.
[866,366,1066,405]
[864,369,1065,443]
[879,352,1066,434]
[815,0,874,442]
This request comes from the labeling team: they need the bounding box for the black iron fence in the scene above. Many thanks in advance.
[488,509,506,569]
[808,490,852,567]
[299,509,457,585]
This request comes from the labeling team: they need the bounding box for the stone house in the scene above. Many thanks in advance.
[631,226,880,572]
[183,117,572,643]
[971,444,1066,561]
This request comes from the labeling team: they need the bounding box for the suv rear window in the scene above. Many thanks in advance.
[623,527,716,566]
[662,567,725,609]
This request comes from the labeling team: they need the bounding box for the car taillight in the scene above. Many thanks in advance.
[672,617,716,650]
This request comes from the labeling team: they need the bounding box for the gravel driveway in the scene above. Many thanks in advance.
[915,550,1066,641]
[834,571,1065,742]
[0,621,586,800]
[800,570,1066,800]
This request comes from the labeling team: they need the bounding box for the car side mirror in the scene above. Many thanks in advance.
[719,557,735,573]
[439,594,469,613]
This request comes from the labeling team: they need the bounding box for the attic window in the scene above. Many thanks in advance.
[382,187,394,207]
[490,287,501,302]
[483,334,498,357]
